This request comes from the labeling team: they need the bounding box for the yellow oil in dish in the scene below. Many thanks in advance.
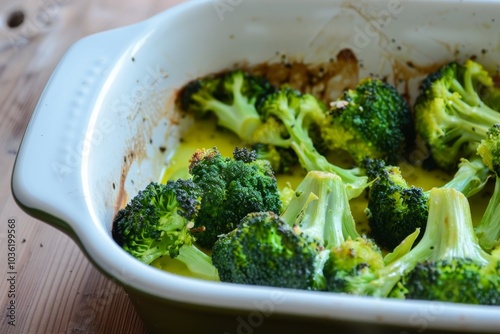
[154,115,492,278]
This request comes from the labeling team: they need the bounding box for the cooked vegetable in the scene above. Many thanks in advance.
[257,87,369,199]
[321,78,414,165]
[111,181,218,280]
[414,59,500,171]
[323,236,385,294]
[212,211,322,290]
[212,170,389,293]
[363,158,429,251]
[179,69,274,142]
[344,188,500,305]
[212,171,364,290]
[114,60,500,306]
[398,188,499,305]
[363,156,490,251]
[188,146,282,249]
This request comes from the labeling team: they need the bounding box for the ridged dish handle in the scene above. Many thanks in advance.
[11,24,143,239]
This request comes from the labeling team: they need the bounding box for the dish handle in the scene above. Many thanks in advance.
[11,24,143,239]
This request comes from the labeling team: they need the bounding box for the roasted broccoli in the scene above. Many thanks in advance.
[321,78,414,165]
[364,156,490,251]
[111,181,219,280]
[179,71,378,199]
[212,170,361,290]
[349,187,500,305]
[414,59,500,171]
[178,69,274,143]
[363,159,429,251]
[323,236,385,294]
[399,188,499,305]
[280,170,385,295]
[188,146,282,249]
[212,211,323,290]
[257,87,369,199]
[475,124,500,251]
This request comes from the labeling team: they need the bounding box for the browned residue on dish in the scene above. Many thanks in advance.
[114,168,129,213]
[112,83,179,215]
[245,48,360,102]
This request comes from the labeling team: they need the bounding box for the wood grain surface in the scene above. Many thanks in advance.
[0,1,185,333]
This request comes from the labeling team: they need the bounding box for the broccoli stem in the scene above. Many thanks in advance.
[176,245,220,281]
[291,141,368,199]
[280,171,359,248]
[452,59,497,109]
[203,98,262,142]
[440,156,491,198]
[475,176,500,252]
[447,90,500,128]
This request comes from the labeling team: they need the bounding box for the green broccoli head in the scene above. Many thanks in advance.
[178,70,275,142]
[364,159,429,251]
[321,78,414,165]
[111,180,200,264]
[188,147,282,249]
[414,59,500,171]
[212,211,323,290]
[402,258,500,305]
[323,237,385,293]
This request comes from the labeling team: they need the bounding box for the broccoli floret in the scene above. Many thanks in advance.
[212,211,323,290]
[257,87,369,199]
[111,181,219,280]
[414,59,500,171]
[475,124,500,252]
[364,157,490,251]
[280,171,385,294]
[250,143,299,174]
[322,78,414,165]
[351,187,499,305]
[188,147,282,249]
[212,170,360,290]
[178,70,274,142]
[323,236,385,293]
[400,189,500,305]
[402,258,499,305]
[364,160,429,251]
[281,170,380,292]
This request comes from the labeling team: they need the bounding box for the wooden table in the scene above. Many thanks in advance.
[0,1,184,333]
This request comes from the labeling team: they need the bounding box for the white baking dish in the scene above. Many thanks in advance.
[12,0,500,333]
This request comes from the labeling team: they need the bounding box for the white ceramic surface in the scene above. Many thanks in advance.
[12,0,500,332]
